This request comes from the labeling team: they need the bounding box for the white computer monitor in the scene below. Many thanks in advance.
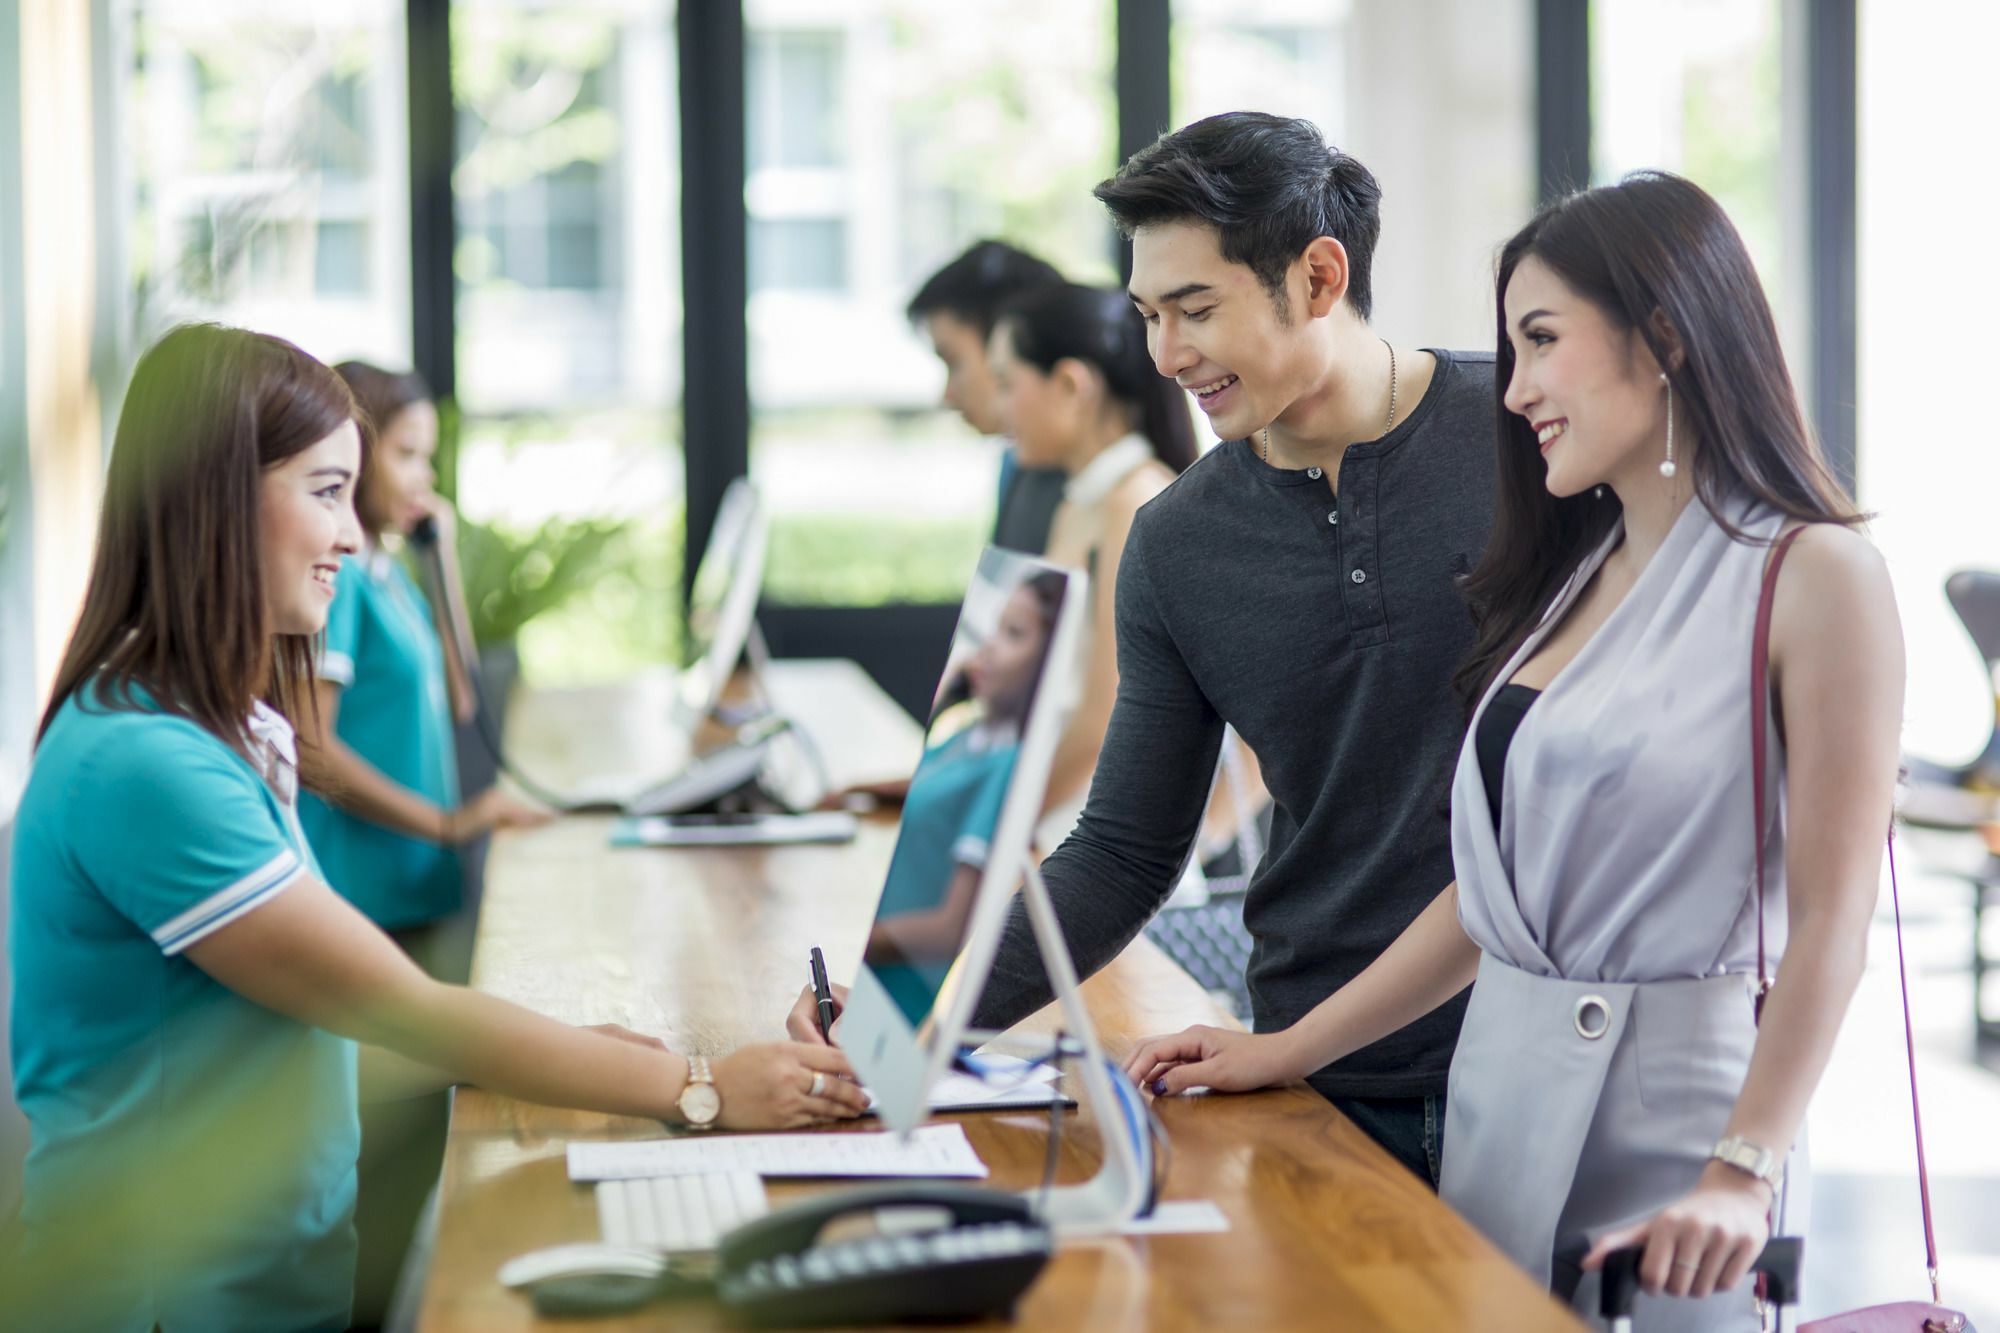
[676,477,768,726]
[839,548,1087,1133]
[573,479,771,816]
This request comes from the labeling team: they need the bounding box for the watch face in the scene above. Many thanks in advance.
[681,1083,722,1125]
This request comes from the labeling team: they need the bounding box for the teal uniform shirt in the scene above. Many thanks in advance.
[868,722,1018,1025]
[8,684,361,1333]
[300,550,462,928]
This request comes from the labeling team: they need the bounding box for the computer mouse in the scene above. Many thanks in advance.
[498,1243,705,1316]
[498,1241,666,1290]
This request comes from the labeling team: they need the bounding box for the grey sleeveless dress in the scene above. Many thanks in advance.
[1438,494,1807,1331]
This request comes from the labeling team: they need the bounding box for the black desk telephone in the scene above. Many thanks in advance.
[511,1181,1052,1324]
[715,1181,1052,1326]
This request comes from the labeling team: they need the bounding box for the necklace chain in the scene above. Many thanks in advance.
[1261,338,1398,466]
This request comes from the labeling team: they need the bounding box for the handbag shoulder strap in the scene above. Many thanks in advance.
[1751,523,1943,1302]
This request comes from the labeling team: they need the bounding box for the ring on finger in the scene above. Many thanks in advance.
[807,1071,826,1098]
[1671,1259,1700,1272]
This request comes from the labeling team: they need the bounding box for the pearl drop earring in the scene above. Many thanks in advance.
[1659,371,1677,479]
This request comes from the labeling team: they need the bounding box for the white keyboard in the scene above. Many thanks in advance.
[595,1170,770,1253]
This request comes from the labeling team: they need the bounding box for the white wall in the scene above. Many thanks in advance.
[1346,0,1536,353]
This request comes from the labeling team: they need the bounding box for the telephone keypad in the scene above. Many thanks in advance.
[719,1219,1053,1327]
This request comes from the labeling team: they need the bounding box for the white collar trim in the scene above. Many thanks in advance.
[1063,435,1154,507]
[246,700,299,773]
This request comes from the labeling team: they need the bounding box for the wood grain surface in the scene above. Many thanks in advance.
[417,663,1579,1331]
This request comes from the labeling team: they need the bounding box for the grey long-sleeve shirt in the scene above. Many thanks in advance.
[971,349,1497,1099]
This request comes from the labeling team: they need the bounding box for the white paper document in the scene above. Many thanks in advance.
[567,1122,989,1182]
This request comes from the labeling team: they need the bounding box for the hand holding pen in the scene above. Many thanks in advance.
[788,947,848,1045]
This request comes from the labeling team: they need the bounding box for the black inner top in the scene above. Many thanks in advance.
[1476,684,1543,832]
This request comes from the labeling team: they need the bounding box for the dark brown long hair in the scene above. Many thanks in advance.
[1455,171,1861,707]
[38,324,359,760]
[333,359,433,538]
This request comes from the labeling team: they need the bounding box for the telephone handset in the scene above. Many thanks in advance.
[714,1181,1053,1327]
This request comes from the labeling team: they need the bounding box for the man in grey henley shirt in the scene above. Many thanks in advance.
[977,115,1494,1185]
[787,113,1496,1186]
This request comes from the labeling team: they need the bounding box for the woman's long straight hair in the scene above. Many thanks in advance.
[39,324,359,760]
[996,282,1199,474]
[1455,171,1861,708]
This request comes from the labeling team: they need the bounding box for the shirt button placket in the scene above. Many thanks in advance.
[1344,455,1387,645]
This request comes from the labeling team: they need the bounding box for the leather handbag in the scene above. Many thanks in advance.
[1752,528,1974,1333]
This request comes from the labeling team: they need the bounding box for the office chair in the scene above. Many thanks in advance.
[1145,727,1264,1025]
[1897,568,2000,1041]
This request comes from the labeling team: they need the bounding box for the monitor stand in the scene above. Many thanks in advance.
[1007,856,1153,1237]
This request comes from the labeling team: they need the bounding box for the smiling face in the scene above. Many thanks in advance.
[1502,255,1672,498]
[962,583,1051,723]
[1127,221,1322,442]
[926,311,1005,436]
[358,399,440,537]
[259,420,363,636]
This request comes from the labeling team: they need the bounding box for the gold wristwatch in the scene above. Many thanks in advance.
[677,1054,721,1130]
[1710,1135,1782,1187]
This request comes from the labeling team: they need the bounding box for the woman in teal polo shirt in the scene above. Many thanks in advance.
[299,361,543,976]
[6,324,866,1333]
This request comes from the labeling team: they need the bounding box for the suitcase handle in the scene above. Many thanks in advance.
[1599,1236,1802,1320]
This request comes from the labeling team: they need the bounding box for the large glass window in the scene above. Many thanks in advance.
[119,0,411,363]
[1591,0,1793,343]
[1172,0,1347,143]
[744,0,1117,606]
[451,0,681,684]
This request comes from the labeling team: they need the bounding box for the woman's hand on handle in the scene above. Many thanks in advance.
[1123,1025,1303,1096]
[1580,1161,1772,1300]
[711,1041,869,1128]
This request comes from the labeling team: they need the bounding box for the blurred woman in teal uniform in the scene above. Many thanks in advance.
[298,362,545,979]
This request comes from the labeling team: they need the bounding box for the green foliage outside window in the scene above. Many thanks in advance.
[763,514,986,607]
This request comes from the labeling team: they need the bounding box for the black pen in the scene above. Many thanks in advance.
[808,946,837,1041]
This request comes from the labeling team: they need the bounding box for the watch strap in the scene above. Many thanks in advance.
[1711,1135,1780,1186]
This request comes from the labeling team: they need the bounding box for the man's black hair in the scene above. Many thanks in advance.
[906,240,1065,340]
[1095,112,1382,321]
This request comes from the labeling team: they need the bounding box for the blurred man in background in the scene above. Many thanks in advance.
[907,240,1067,554]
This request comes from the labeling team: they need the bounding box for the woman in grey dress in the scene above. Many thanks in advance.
[1123,173,1903,1329]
